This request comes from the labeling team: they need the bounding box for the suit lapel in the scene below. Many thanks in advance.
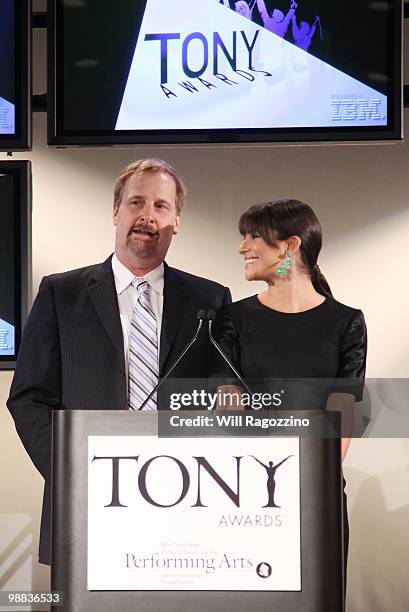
[87,257,125,369]
[160,264,189,374]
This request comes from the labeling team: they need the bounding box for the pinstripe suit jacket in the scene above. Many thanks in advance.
[7,255,231,564]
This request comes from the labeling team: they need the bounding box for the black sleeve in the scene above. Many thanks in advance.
[333,310,367,401]
[7,276,62,482]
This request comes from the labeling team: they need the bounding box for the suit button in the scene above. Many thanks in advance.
[120,369,126,377]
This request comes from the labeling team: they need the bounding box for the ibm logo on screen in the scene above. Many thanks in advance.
[0,110,9,129]
[0,328,10,350]
[331,97,385,122]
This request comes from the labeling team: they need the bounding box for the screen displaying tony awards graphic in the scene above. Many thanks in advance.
[0,96,15,135]
[0,318,14,356]
[115,0,387,131]
[0,173,16,357]
[87,436,301,591]
[0,0,15,135]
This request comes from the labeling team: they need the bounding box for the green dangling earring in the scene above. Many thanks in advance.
[276,250,291,277]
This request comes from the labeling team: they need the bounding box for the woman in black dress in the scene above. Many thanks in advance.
[214,199,366,454]
[213,199,367,575]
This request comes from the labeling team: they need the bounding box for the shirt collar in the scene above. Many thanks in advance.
[112,253,164,296]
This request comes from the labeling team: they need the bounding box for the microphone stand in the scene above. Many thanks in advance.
[207,309,253,396]
[138,310,207,410]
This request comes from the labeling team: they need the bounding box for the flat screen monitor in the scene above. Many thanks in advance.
[0,0,32,151]
[48,0,402,146]
[0,161,32,369]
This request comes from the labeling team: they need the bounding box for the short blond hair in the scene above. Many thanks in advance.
[113,158,187,215]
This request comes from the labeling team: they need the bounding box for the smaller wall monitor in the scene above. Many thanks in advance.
[48,0,402,146]
[0,161,32,369]
[0,0,32,151]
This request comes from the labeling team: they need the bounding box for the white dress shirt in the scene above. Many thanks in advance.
[111,254,164,372]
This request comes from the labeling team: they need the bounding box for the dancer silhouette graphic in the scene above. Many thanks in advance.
[256,0,297,38]
[234,1,255,20]
[292,15,321,51]
[251,455,293,507]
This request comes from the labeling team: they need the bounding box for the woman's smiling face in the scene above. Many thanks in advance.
[239,232,285,282]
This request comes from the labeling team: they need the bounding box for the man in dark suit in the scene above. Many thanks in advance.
[7,158,231,565]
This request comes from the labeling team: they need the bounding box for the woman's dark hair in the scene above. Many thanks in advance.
[239,199,332,298]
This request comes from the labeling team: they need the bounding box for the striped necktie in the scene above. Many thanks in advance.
[128,279,159,411]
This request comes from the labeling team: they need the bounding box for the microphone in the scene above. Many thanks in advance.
[138,309,207,410]
[206,309,253,395]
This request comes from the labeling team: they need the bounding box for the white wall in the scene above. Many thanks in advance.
[0,10,408,611]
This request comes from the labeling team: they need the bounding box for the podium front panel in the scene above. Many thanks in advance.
[51,410,343,611]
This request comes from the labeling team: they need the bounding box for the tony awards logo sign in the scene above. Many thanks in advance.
[91,452,293,510]
[87,436,301,591]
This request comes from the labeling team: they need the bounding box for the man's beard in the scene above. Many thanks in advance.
[126,235,158,259]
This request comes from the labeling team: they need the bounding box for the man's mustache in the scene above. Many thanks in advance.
[128,225,159,237]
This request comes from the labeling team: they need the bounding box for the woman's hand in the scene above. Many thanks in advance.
[216,385,245,410]
[326,392,355,462]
